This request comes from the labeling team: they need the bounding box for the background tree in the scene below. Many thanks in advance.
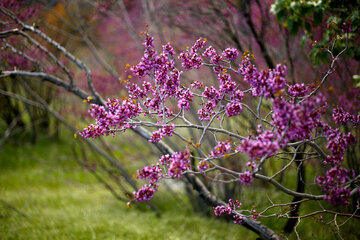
[1,1,359,239]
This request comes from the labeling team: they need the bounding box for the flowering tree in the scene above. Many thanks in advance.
[78,30,360,238]
[1,2,360,239]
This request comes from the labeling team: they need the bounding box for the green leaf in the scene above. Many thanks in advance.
[344,48,354,58]
[288,18,299,35]
[316,50,328,65]
[314,10,323,26]
[277,9,287,23]
[305,22,312,33]
[299,5,312,16]
[270,0,286,15]
[355,48,360,61]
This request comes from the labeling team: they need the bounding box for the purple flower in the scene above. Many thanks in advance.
[149,124,175,143]
[163,42,175,56]
[133,184,158,202]
[332,107,359,125]
[238,130,280,159]
[219,74,237,94]
[317,166,354,205]
[177,88,193,110]
[159,154,171,166]
[202,46,217,58]
[239,57,287,99]
[191,81,204,89]
[288,83,309,97]
[230,90,244,102]
[178,38,206,70]
[79,98,142,138]
[198,160,209,172]
[222,48,239,61]
[197,101,216,121]
[214,199,241,216]
[210,55,222,64]
[233,215,243,224]
[191,38,207,54]
[168,149,191,178]
[142,34,154,48]
[137,164,163,184]
[272,95,326,142]
[228,199,242,209]
[210,141,231,157]
[214,205,232,216]
[126,83,145,99]
[239,170,253,185]
[225,101,243,117]
[322,124,356,157]
[202,86,222,104]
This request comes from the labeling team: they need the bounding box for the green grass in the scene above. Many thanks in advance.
[1,134,359,239]
[0,136,256,240]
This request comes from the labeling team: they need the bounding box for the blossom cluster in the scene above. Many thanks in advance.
[202,45,222,65]
[238,129,280,160]
[79,33,358,208]
[214,199,243,224]
[149,124,175,142]
[179,42,245,121]
[323,124,356,157]
[271,95,326,142]
[317,167,354,205]
[197,160,210,172]
[178,38,206,70]
[79,98,142,138]
[129,33,194,119]
[132,149,191,202]
[238,170,253,185]
[137,164,163,185]
[214,199,242,216]
[238,55,287,98]
[332,107,360,126]
[132,184,159,202]
[225,99,243,117]
[197,75,244,120]
[167,149,191,178]
[210,141,232,157]
[316,122,357,205]
[288,83,309,97]
[222,48,239,61]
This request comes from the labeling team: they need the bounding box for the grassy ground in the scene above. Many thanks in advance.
[0,137,257,240]
[1,134,359,239]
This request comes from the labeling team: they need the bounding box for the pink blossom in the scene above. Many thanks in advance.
[239,170,253,185]
[133,184,158,202]
[210,141,231,157]
[222,48,239,61]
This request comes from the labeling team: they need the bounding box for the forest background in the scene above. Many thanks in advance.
[0,0,359,239]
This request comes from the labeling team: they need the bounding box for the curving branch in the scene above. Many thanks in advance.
[0,6,103,104]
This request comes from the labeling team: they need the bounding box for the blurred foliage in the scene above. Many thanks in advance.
[271,0,360,66]
[354,74,360,88]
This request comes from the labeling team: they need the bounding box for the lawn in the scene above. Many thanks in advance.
[0,136,256,240]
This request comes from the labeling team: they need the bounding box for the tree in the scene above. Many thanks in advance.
[1,1,359,239]
[271,0,360,65]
